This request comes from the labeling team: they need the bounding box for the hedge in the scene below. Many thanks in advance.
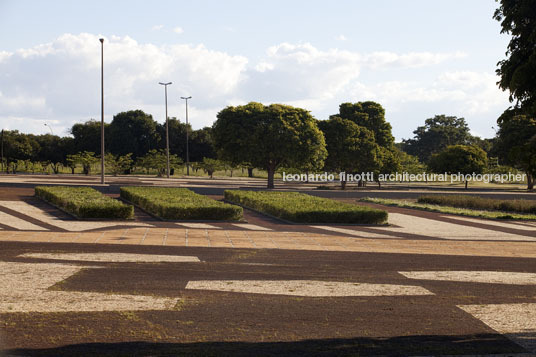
[417,195,536,214]
[35,186,134,219]
[224,190,387,224]
[120,186,243,221]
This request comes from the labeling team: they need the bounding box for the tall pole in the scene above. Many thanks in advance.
[100,38,105,185]
[181,96,192,175]
[159,82,172,178]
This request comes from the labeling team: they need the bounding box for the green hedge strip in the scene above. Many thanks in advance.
[120,186,243,221]
[224,190,387,224]
[35,186,134,219]
[418,195,536,214]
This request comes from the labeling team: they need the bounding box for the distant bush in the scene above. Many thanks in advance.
[35,186,134,219]
[120,186,242,221]
[417,195,536,214]
[224,190,387,224]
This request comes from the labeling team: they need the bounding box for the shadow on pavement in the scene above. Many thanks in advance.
[3,334,528,356]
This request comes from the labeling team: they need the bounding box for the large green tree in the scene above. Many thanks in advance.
[213,102,327,188]
[71,120,109,154]
[494,0,536,115]
[496,112,536,189]
[108,110,160,159]
[428,145,488,189]
[317,117,378,189]
[402,115,472,162]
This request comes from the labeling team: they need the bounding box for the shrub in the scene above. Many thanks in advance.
[120,186,242,221]
[224,190,387,224]
[35,186,134,219]
[417,195,536,214]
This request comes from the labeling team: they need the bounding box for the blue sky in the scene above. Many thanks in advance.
[0,0,511,140]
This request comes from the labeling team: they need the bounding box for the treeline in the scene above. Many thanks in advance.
[0,110,215,173]
[0,103,532,189]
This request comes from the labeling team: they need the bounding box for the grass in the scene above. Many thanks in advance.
[418,194,536,214]
[224,190,387,224]
[361,197,536,221]
[35,186,134,219]
[120,186,243,221]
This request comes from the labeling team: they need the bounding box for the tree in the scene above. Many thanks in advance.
[136,149,182,177]
[190,127,216,162]
[105,153,133,176]
[335,101,394,147]
[213,102,327,188]
[402,115,472,162]
[494,0,536,115]
[71,120,109,154]
[329,102,400,187]
[496,113,536,189]
[66,151,98,175]
[428,145,488,189]
[318,117,378,189]
[198,158,224,179]
[108,110,160,159]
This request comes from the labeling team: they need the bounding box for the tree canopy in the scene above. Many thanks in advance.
[494,0,536,115]
[428,145,488,189]
[213,102,327,188]
[402,115,472,163]
[496,113,536,189]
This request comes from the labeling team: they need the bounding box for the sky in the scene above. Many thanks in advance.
[0,0,512,141]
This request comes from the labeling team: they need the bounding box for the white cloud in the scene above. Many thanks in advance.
[173,26,184,34]
[0,36,509,140]
[151,24,164,31]
[335,34,347,41]
[0,33,247,135]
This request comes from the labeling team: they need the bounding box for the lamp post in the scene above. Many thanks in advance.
[44,123,53,135]
[180,96,192,175]
[99,38,105,185]
[159,82,172,178]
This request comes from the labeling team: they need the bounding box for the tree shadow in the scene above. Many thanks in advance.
[3,333,528,356]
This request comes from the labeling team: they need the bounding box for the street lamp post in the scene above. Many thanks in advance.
[180,96,192,175]
[99,38,105,185]
[44,123,53,135]
[159,82,172,178]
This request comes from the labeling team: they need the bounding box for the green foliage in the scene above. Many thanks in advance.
[120,187,242,221]
[224,190,387,224]
[105,153,133,176]
[362,197,536,220]
[135,149,182,176]
[394,149,426,175]
[108,110,160,159]
[66,151,99,175]
[35,186,133,219]
[428,145,488,175]
[494,0,536,114]
[402,115,472,162]
[198,158,224,178]
[213,102,327,188]
[335,102,394,147]
[496,113,536,189]
[417,195,536,215]
[71,120,108,154]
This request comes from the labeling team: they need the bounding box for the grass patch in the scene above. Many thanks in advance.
[35,186,134,219]
[120,186,242,221]
[225,190,387,224]
[417,194,536,214]
[361,197,536,221]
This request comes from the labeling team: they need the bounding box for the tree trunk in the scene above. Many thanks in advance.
[341,180,346,190]
[528,173,534,190]
[247,167,254,178]
[377,180,381,189]
[465,180,468,190]
[267,167,275,189]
